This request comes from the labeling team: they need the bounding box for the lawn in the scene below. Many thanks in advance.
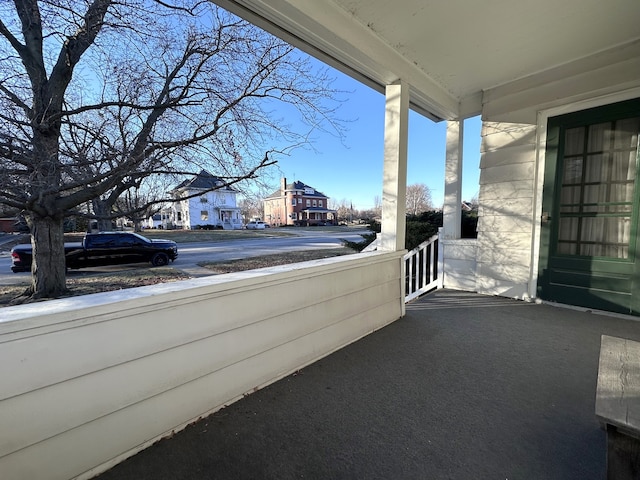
[200,247,353,273]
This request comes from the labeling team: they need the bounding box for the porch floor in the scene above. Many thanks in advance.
[96,289,640,480]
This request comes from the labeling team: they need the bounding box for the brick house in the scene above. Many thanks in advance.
[264,178,336,226]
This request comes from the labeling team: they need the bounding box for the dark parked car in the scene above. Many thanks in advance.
[11,232,178,272]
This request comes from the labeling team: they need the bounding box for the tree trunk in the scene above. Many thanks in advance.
[27,215,68,299]
[92,198,113,231]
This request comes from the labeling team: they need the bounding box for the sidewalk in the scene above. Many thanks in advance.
[95,290,640,480]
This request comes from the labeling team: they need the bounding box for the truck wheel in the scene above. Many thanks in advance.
[151,253,169,267]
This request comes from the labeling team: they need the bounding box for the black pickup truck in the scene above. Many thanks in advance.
[11,232,178,273]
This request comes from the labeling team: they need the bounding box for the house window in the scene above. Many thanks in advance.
[312,200,317,207]
[292,198,296,206]
[201,210,208,221]
[177,212,182,221]
[318,200,323,207]
[200,196,208,203]
[306,199,311,207]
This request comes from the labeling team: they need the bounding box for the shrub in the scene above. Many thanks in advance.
[406,220,439,251]
[341,232,377,252]
[340,220,379,252]
[405,211,442,250]
[342,210,476,253]
[461,210,478,238]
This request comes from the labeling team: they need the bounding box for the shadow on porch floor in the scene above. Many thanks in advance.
[96,289,640,480]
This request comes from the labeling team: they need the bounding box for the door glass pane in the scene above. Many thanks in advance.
[580,217,630,258]
[557,242,577,255]
[564,127,584,155]
[614,118,640,149]
[609,184,634,212]
[563,157,583,183]
[612,151,636,182]
[579,217,604,256]
[587,122,611,152]
[583,184,607,211]
[584,153,607,183]
[557,217,578,255]
[560,186,581,212]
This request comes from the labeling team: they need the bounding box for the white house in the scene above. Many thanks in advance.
[168,170,243,230]
[2,2,639,480]
[145,213,163,229]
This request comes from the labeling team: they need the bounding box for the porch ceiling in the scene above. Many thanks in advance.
[213,0,640,120]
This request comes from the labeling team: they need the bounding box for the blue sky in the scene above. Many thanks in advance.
[272,59,481,211]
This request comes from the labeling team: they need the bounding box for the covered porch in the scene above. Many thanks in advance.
[298,207,337,226]
[95,289,640,480]
[216,206,243,230]
[1,1,639,479]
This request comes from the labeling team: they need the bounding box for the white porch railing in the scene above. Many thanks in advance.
[404,234,441,302]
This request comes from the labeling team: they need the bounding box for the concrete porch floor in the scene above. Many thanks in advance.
[95,289,640,480]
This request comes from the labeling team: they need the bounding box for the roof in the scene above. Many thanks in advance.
[214,0,640,120]
[266,180,329,199]
[174,170,235,192]
[300,207,335,214]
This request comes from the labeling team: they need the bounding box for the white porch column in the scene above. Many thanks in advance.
[443,120,464,239]
[380,80,409,252]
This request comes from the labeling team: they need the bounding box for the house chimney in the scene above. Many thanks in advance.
[281,177,286,194]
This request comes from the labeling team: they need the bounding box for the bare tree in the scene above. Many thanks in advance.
[238,195,263,222]
[114,175,177,231]
[0,1,345,300]
[405,183,433,216]
[329,198,352,223]
[373,195,382,218]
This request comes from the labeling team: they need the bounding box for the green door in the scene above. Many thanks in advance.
[538,98,640,316]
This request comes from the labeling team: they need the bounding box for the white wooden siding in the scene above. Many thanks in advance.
[441,239,477,292]
[474,122,537,298]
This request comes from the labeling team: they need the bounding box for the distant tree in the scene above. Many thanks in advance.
[405,210,443,250]
[467,192,479,209]
[405,183,433,216]
[373,195,382,218]
[330,198,352,223]
[114,176,174,232]
[239,195,263,222]
[0,1,345,300]
[240,179,278,222]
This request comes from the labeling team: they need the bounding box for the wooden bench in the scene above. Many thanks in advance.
[596,335,640,479]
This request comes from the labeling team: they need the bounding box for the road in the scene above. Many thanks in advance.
[0,229,370,286]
